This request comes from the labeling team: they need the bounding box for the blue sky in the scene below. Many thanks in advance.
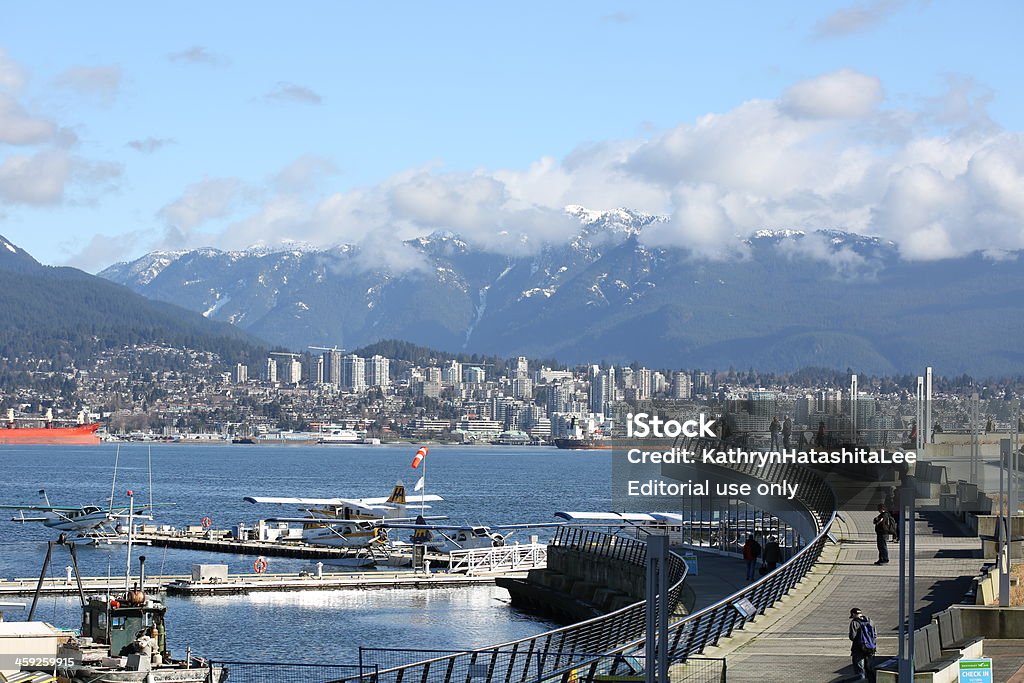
[1,1,1022,270]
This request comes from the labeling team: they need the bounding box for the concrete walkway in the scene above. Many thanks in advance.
[694,510,998,682]
[681,549,752,613]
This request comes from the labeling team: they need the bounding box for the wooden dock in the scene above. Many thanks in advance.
[0,575,179,597]
[164,570,515,596]
[0,569,525,598]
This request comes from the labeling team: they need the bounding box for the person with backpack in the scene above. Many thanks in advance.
[849,607,877,681]
[741,534,761,581]
[872,504,897,565]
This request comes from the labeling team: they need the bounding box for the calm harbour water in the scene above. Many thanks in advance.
[0,443,611,662]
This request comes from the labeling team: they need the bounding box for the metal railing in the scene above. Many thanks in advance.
[355,652,726,683]
[208,660,376,683]
[448,543,548,576]
[343,436,838,683]
[344,528,687,683]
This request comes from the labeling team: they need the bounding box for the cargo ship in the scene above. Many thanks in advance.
[1,408,101,445]
[553,437,615,450]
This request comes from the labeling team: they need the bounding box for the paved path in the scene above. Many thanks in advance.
[695,510,992,682]
[680,550,751,613]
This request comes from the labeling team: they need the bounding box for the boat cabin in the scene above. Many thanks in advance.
[80,594,167,658]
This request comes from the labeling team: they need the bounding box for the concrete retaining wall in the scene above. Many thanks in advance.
[956,605,1024,639]
[547,546,647,601]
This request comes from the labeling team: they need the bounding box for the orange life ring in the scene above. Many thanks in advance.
[253,557,268,573]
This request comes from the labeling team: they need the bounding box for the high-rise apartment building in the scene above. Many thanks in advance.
[672,372,692,399]
[365,355,390,387]
[284,358,302,385]
[323,349,343,387]
[341,354,366,391]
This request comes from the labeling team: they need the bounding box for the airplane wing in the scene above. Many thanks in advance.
[357,494,444,505]
[245,495,440,514]
[264,516,364,524]
[244,496,351,506]
[264,515,448,525]
[554,512,659,522]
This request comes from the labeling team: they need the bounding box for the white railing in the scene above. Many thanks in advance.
[447,543,547,575]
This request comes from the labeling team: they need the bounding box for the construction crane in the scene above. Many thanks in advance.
[308,346,346,353]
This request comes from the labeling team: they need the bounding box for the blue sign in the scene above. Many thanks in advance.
[959,658,992,682]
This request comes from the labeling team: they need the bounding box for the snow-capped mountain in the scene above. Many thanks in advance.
[0,233,43,273]
[99,209,1024,375]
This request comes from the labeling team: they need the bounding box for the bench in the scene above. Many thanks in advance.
[934,607,984,659]
[875,624,961,683]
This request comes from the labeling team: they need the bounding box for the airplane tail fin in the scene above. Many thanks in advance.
[387,482,407,505]
[412,514,432,540]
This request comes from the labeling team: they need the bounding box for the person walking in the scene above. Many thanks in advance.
[763,535,782,572]
[782,415,792,449]
[741,534,761,581]
[872,504,896,565]
[769,416,781,452]
[848,608,877,681]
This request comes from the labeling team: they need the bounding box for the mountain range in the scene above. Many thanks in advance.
[0,233,261,367]
[98,207,1024,376]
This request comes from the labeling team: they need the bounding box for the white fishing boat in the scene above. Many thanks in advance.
[15,495,227,683]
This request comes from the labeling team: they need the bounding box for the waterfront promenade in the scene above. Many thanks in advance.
[694,510,1024,682]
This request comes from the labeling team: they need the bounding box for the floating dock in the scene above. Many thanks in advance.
[0,570,521,598]
[0,545,548,598]
[165,570,511,596]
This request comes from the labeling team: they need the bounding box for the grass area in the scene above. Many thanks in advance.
[1013,564,1023,607]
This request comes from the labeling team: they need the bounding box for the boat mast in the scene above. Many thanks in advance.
[124,491,134,593]
[108,444,120,515]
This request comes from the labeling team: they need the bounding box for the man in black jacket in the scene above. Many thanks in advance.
[872,504,895,565]
[763,535,782,571]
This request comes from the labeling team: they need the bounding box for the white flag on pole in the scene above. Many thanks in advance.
[414,476,425,492]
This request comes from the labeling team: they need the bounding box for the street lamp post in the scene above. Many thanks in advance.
[897,472,917,681]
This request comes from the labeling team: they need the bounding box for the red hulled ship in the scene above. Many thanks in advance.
[1,408,101,445]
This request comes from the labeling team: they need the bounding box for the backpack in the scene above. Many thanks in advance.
[855,620,877,653]
[876,512,897,536]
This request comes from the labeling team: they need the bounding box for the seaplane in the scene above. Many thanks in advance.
[1,489,171,537]
[244,482,444,521]
[381,516,564,553]
[244,482,448,554]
